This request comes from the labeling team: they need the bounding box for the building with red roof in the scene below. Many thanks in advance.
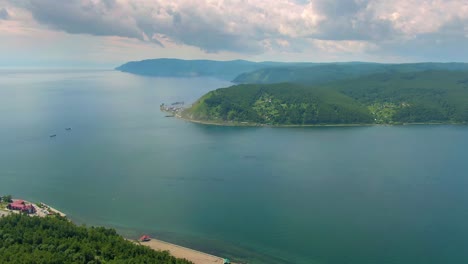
[7,200,36,214]
[139,235,151,242]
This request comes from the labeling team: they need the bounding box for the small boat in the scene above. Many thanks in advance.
[49,134,57,138]
[65,127,72,131]
[139,235,151,242]
[165,115,174,117]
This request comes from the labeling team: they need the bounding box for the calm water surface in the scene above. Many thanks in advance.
[0,70,468,264]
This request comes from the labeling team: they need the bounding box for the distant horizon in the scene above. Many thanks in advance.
[2,58,468,71]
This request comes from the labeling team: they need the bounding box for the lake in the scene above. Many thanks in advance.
[0,70,467,264]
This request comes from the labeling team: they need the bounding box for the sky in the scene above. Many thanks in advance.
[1,0,468,68]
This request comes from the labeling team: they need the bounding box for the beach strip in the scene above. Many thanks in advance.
[40,202,67,218]
[139,238,228,264]
[4,198,230,263]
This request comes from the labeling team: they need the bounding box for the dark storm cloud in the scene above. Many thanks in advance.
[0,8,9,20]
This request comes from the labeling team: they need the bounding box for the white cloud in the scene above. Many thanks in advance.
[370,0,468,36]
[7,0,325,52]
[2,0,468,64]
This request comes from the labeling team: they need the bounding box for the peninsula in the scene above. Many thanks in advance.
[179,71,468,126]
[115,58,301,80]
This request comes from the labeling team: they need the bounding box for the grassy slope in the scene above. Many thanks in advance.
[184,71,468,125]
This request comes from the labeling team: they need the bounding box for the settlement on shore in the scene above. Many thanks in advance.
[1,196,233,264]
[1,198,66,218]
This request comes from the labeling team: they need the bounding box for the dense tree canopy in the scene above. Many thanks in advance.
[1,195,13,203]
[184,83,373,125]
[184,71,468,125]
[0,214,192,264]
[328,71,468,123]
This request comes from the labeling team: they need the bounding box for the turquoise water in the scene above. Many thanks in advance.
[1,70,468,264]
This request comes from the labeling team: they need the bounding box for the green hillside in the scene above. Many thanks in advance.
[233,63,468,85]
[326,71,468,123]
[183,71,468,126]
[0,214,192,264]
[183,83,374,125]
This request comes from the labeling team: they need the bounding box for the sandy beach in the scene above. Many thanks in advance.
[3,198,229,263]
[139,239,228,264]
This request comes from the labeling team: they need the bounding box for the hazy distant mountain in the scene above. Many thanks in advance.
[233,62,468,85]
[117,59,468,86]
[115,58,314,80]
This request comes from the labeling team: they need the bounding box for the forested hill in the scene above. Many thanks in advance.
[115,58,313,80]
[326,70,468,123]
[183,71,468,126]
[183,83,374,125]
[233,63,468,85]
[0,214,192,264]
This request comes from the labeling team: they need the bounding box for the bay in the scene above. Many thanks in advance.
[0,70,468,264]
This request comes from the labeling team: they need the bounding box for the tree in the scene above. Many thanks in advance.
[1,195,12,203]
[0,214,194,264]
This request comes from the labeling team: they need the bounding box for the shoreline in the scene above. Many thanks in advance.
[0,199,67,218]
[175,113,466,128]
[1,197,232,264]
[134,238,230,264]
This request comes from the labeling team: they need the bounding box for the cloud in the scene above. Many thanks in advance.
[370,0,468,36]
[304,0,392,41]
[373,17,468,62]
[9,0,324,53]
[0,7,9,19]
[3,0,468,61]
[20,0,160,43]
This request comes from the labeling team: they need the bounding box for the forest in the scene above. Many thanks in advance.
[183,71,468,125]
[0,214,192,264]
[184,83,373,125]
